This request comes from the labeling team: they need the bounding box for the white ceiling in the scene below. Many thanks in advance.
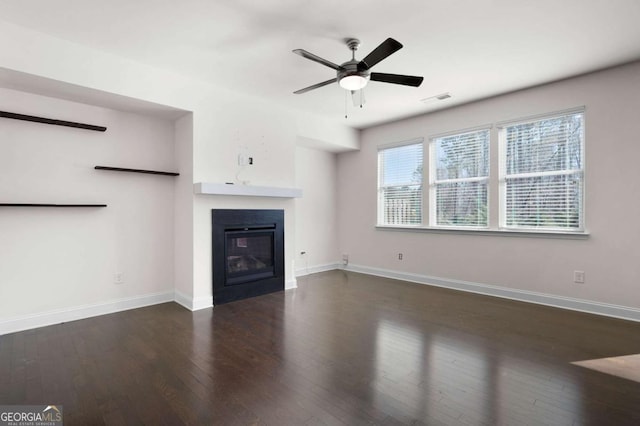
[1,0,640,129]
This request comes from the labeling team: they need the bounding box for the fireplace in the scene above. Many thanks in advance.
[212,209,284,304]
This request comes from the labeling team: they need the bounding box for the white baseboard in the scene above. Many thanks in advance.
[286,278,297,290]
[8,264,631,335]
[173,289,193,310]
[0,291,175,335]
[346,264,640,323]
[295,262,342,278]
[178,283,297,309]
[192,295,213,310]
[175,290,213,311]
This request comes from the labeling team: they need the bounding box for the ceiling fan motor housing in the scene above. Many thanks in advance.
[337,59,370,82]
[338,38,370,88]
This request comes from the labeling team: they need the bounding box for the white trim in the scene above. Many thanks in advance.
[5,265,637,336]
[429,127,491,228]
[0,291,175,335]
[192,295,214,310]
[174,289,193,310]
[498,109,586,232]
[174,290,213,311]
[376,225,589,239]
[377,137,424,151]
[428,124,493,141]
[432,176,489,185]
[504,169,582,180]
[295,262,342,277]
[194,182,302,198]
[495,106,586,128]
[285,278,298,290]
[345,264,640,323]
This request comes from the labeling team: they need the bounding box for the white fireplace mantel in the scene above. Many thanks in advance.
[194,182,303,198]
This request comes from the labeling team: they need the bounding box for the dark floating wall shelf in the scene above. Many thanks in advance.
[95,166,179,176]
[0,111,107,132]
[0,204,107,208]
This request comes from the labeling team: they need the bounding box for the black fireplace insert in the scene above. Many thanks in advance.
[212,209,284,304]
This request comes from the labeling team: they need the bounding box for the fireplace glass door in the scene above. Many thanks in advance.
[225,230,275,286]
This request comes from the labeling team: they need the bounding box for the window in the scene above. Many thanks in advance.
[378,141,423,225]
[430,129,490,227]
[375,107,586,235]
[500,111,584,231]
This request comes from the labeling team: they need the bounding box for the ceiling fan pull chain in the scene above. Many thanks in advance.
[344,90,348,119]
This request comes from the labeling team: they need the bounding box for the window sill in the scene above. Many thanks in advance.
[375,225,590,239]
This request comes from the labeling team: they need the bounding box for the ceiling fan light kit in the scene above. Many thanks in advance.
[293,37,424,100]
[339,74,369,91]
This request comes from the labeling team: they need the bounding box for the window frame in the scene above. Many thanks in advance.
[497,108,585,232]
[428,127,492,229]
[377,138,425,226]
[375,107,588,238]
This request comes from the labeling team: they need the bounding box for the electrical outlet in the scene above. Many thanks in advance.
[574,270,585,284]
[114,272,124,284]
[398,253,403,260]
[342,254,349,266]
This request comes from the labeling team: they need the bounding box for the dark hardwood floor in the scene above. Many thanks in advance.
[2,270,640,425]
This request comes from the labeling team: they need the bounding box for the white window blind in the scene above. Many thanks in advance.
[378,142,423,225]
[500,111,584,230]
[430,129,490,227]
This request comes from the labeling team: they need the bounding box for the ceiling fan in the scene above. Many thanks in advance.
[292,37,424,95]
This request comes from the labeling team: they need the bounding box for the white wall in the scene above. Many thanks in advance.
[0,20,358,322]
[0,88,177,329]
[296,113,360,153]
[337,61,640,317]
[295,146,340,275]
[173,113,194,306]
[191,95,301,305]
[187,93,355,302]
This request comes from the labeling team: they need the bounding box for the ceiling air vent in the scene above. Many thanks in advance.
[420,92,451,103]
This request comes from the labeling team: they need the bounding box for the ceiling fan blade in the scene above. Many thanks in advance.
[293,78,338,94]
[292,49,342,71]
[358,38,403,70]
[370,72,424,87]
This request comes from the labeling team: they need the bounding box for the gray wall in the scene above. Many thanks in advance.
[337,61,640,316]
